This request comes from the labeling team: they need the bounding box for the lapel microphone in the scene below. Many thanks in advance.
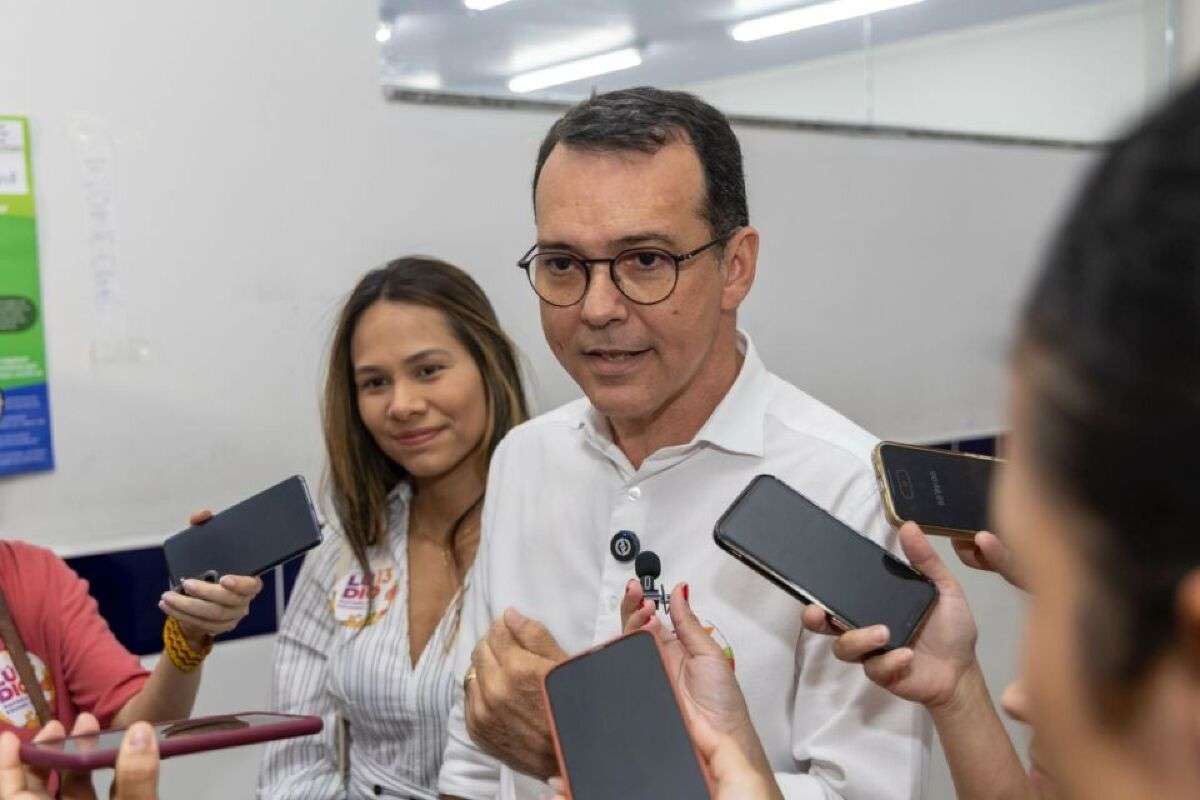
[635,550,670,613]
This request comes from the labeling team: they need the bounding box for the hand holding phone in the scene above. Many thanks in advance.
[621,582,782,800]
[162,475,322,591]
[544,631,714,799]
[19,712,322,772]
[714,475,937,652]
[873,442,1001,538]
[798,522,980,710]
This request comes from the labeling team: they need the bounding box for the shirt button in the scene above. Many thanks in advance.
[628,487,642,500]
[607,594,619,611]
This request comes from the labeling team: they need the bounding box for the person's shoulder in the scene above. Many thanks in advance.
[762,373,879,472]
[0,539,72,577]
[494,397,590,454]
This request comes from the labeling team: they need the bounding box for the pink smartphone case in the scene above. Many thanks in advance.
[19,712,322,771]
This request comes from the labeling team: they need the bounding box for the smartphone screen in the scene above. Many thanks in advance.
[44,714,276,753]
[877,443,997,534]
[544,632,710,800]
[714,475,936,651]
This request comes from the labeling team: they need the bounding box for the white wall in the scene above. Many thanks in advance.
[1179,0,1200,79]
[0,1,1091,797]
[687,0,1162,141]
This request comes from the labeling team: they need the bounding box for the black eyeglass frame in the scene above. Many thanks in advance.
[516,230,739,308]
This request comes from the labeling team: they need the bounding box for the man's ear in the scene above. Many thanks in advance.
[719,225,759,312]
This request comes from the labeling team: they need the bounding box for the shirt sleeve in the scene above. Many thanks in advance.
[776,484,932,799]
[437,438,509,799]
[257,534,344,800]
[51,554,149,728]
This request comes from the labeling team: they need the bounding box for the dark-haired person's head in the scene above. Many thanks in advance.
[995,78,1200,799]
[324,256,528,578]
[524,88,759,437]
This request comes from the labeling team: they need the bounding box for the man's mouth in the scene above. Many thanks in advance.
[583,347,651,361]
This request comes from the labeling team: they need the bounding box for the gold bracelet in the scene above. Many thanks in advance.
[163,617,213,673]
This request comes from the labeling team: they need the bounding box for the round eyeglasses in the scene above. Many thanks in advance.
[517,232,735,307]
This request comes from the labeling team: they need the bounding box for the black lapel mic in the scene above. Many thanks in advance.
[635,550,670,613]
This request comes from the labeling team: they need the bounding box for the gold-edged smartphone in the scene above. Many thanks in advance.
[872,441,1002,539]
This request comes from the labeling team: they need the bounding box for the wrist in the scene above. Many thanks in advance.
[177,622,212,651]
[728,718,774,786]
[162,617,213,673]
[928,659,988,720]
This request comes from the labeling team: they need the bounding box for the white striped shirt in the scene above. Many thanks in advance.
[258,485,461,799]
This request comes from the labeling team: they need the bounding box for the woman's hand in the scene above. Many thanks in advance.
[620,581,781,798]
[158,510,264,646]
[800,522,980,712]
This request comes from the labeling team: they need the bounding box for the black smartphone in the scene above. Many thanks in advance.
[873,442,1001,538]
[162,475,322,590]
[543,631,712,800]
[713,474,937,651]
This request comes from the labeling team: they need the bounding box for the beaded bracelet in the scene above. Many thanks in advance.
[162,617,213,673]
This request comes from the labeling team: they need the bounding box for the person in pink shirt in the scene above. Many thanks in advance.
[0,513,261,740]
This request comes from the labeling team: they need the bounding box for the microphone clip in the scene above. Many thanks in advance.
[635,551,670,614]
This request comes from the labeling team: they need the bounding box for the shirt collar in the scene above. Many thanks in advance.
[576,330,770,460]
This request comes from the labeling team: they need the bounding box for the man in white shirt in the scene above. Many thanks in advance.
[438,87,930,799]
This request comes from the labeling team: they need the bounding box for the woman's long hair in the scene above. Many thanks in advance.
[323,256,529,596]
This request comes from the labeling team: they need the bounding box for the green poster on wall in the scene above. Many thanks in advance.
[0,116,54,475]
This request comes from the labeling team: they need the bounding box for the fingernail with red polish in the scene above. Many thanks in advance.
[682,583,690,602]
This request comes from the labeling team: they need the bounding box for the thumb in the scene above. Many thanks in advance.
[0,732,28,795]
[113,722,159,800]
[503,608,567,661]
[188,509,213,526]
[898,523,959,591]
[620,579,645,631]
[667,583,725,661]
[975,531,1026,590]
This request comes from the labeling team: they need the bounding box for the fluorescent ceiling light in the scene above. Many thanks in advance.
[375,23,392,43]
[464,0,517,10]
[731,0,927,42]
[508,47,642,94]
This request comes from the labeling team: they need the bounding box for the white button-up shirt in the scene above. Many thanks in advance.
[438,334,931,799]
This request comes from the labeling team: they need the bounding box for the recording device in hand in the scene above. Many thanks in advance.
[19,712,322,770]
[162,475,322,591]
[635,550,670,612]
[714,474,937,651]
[873,441,1000,538]
[543,631,712,799]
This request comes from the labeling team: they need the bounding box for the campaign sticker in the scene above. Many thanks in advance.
[0,651,54,730]
[330,563,399,629]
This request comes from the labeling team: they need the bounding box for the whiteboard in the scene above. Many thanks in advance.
[0,2,1094,552]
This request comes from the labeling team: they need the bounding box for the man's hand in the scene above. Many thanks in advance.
[464,608,567,780]
[800,522,980,711]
